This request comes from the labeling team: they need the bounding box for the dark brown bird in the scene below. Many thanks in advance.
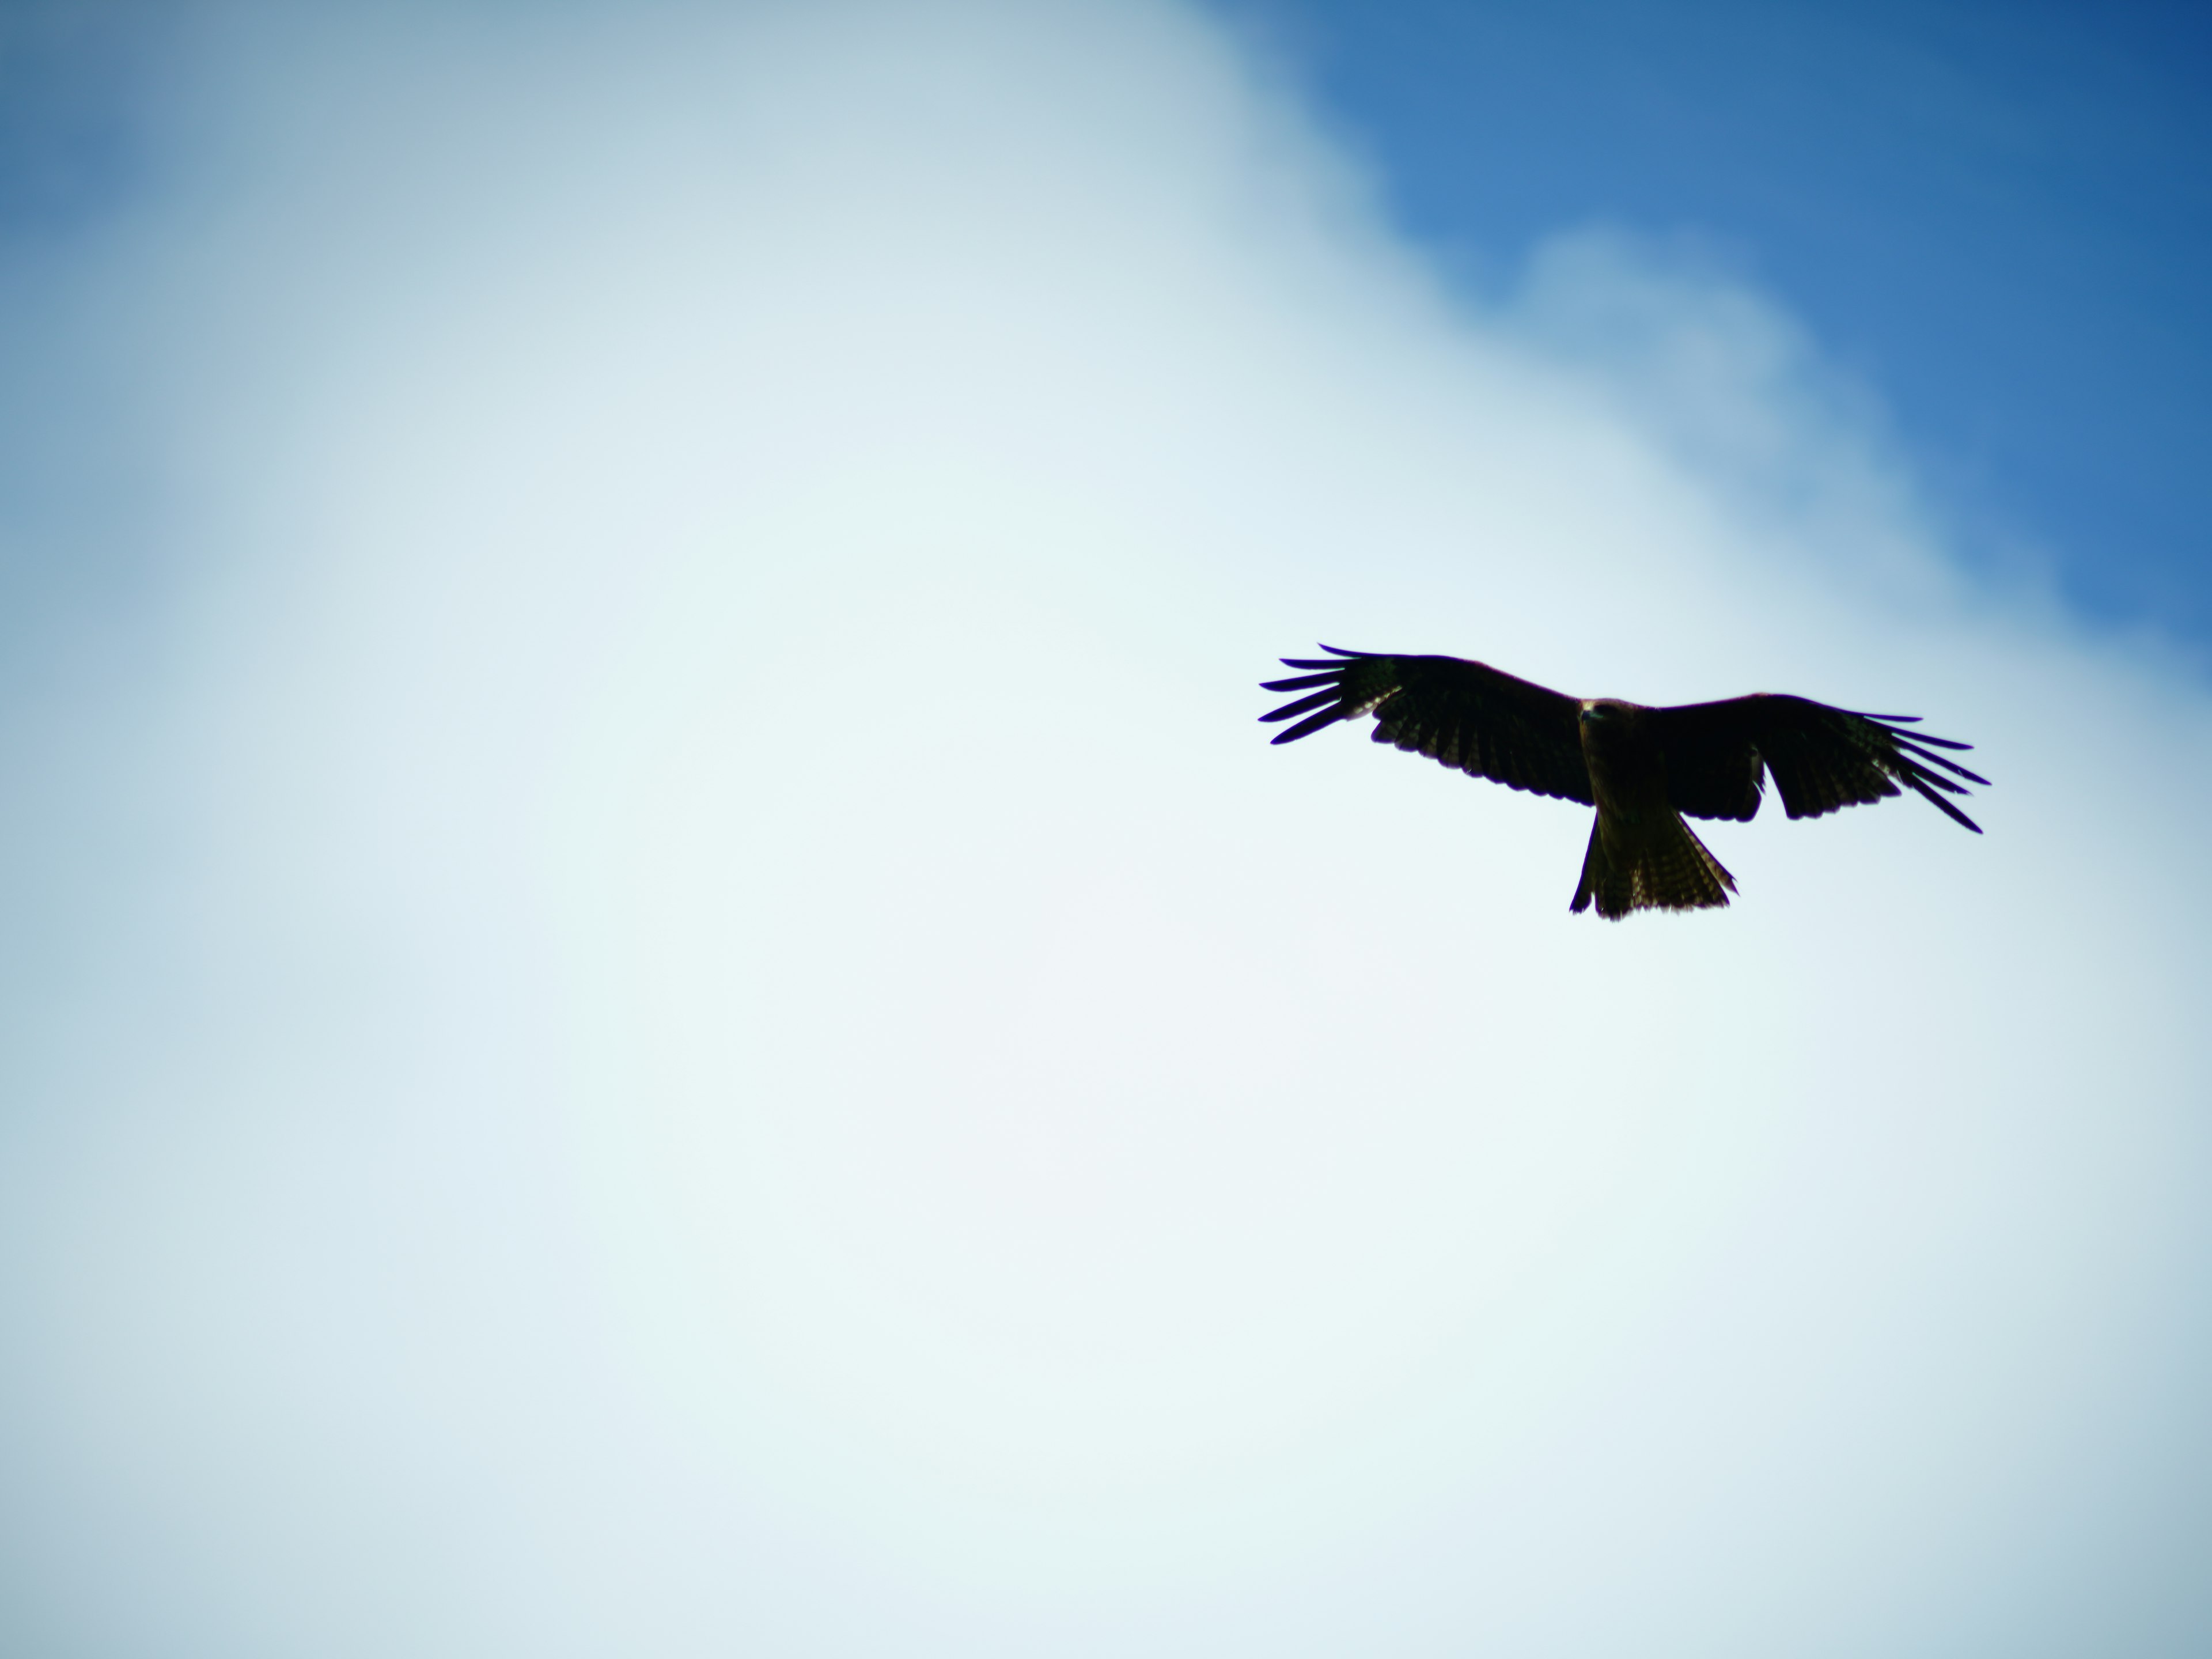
[1260,645,1986,918]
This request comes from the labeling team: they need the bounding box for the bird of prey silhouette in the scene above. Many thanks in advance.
[1261,645,1986,918]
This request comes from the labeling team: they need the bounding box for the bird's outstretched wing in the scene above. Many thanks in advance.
[1260,645,1593,805]
[1654,694,1988,831]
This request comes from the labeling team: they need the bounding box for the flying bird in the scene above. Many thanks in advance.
[1261,645,1986,918]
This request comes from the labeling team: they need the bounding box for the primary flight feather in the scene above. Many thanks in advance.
[1260,645,1986,918]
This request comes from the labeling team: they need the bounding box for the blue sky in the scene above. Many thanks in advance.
[1,4,2209,1656]
[1232,0,2212,645]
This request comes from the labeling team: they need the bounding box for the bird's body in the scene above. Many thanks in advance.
[1261,646,1985,918]
[1573,699,1738,918]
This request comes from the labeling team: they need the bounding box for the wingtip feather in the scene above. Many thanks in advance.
[1271,712,1342,744]
[1259,688,1340,724]
[1911,778,1983,832]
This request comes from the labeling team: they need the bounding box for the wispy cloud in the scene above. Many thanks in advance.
[2,3,2206,1654]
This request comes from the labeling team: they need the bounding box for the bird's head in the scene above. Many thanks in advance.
[1577,700,1640,751]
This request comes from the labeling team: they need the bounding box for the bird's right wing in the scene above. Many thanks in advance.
[1654,694,1987,830]
[1260,645,1594,805]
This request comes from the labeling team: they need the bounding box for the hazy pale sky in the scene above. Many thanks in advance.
[1,4,2207,1656]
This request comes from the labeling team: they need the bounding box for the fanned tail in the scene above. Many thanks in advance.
[1571,812,1737,921]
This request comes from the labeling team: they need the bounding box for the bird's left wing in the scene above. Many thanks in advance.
[1654,694,1988,830]
[1260,645,1593,804]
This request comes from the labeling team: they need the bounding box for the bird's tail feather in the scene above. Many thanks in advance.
[1570,812,1737,921]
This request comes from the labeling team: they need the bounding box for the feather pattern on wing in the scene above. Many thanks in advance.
[1654,694,1989,832]
[1260,646,1594,805]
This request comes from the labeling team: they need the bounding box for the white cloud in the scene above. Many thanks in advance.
[2,2,2207,1654]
